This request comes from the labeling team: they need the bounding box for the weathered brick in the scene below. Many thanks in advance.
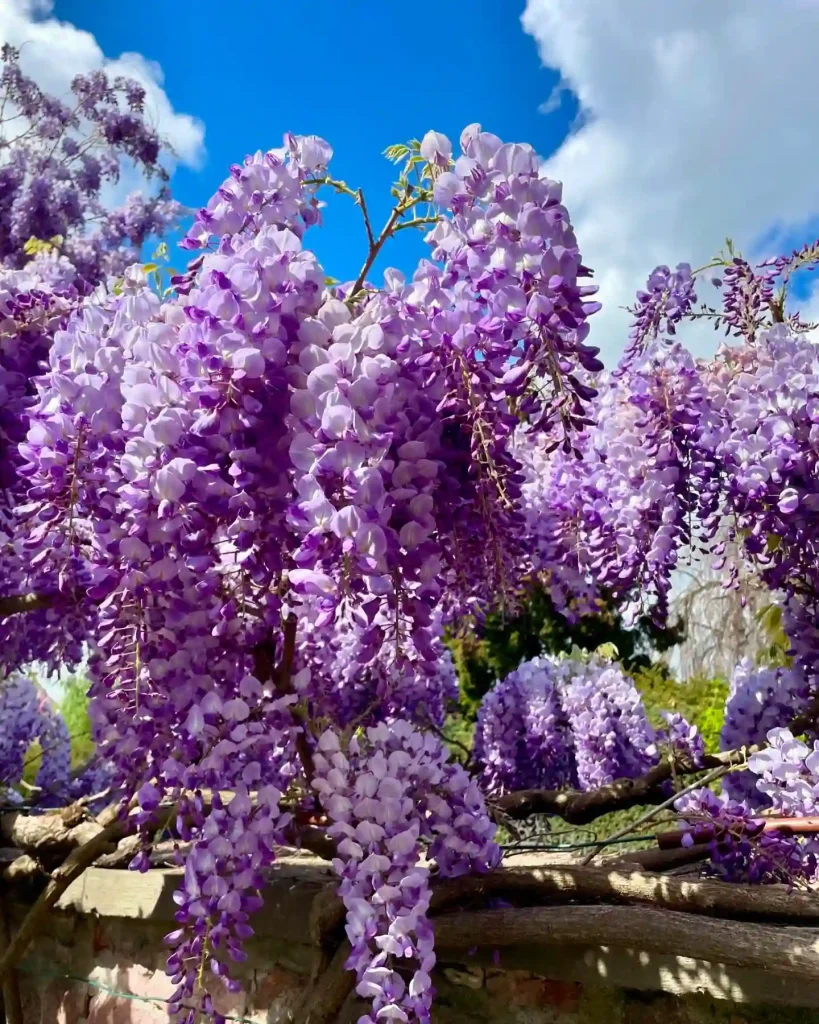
[539,979,582,1012]
[207,973,249,1018]
[90,993,167,1024]
[248,965,303,1022]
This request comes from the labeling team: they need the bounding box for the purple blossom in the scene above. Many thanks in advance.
[0,674,71,803]
[747,727,819,817]
[674,785,814,885]
[313,720,498,1024]
[720,659,811,805]
[0,46,178,289]
[560,658,658,790]
[475,655,660,796]
[625,263,697,359]
[473,656,576,795]
[656,710,704,767]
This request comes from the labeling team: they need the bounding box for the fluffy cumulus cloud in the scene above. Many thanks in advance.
[0,0,204,174]
[522,0,819,361]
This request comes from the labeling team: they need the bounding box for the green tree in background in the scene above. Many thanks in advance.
[58,676,93,768]
[448,583,685,714]
[631,664,728,753]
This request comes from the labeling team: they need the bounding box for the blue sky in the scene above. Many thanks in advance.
[55,0,575,284]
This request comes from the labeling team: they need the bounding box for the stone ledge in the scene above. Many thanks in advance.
[26,856,819,1012]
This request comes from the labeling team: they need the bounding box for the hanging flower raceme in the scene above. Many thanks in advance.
[0,45,180,289]
[0,264,89,673]
[17,137,333,1015]
[705,325,819,677]
[717,256,778,343]
[11,125,606,1021]
[512,423,600,621]
[163,684,300,1020]
[674,726,819,885]
[560,657,658,790]
[285,289,451,665]
[656,710,705,767]
[298,610,459,730]
[623,263,697,362]
[313,721,499,1024]
[509,336,724,630]
[415,125,601,615]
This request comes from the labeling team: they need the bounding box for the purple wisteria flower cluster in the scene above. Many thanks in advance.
[673,724,819,885]
[473,655,577,795]
[514,336,722,628]
[656,710,705,767]
[0,264,91,672]
[514,245,819,699]
[747,727,819,816]
[624,262,697,361]
[7,99,819,1019]
[298,613,459,729]
[0,674,72,804]
[313,720,499,1024]
[707,324,819,678]
[560,657,660,789]
[0,125,604,1020]
[673,785,812,885]
[473,654,701,796]
[0,45,180,288]
[720,658,811,804]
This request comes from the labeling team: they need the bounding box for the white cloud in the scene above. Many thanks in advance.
[0,0,204,171]
[522,0,819,363]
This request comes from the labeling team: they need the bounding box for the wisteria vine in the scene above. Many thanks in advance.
[4,108,819,1024]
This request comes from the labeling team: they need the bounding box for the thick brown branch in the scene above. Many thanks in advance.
[495,694,819,825]
[254,616,315,786]
[1,801,335,871]
[282,823,335,861]
[298,939,355,1024]
[495,748,748,824]
[612,844,711,872]
[309,862,819,948]
[0,807,105,863]
[1,855,40,884]
[656,815,819,850]
[432,904,819,979]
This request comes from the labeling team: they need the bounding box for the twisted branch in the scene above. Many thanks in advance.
[496,696,819,825]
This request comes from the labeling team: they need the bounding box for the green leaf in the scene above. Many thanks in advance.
[142,262,159,275]
[756,602,782,627]
[383,144,410,164]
